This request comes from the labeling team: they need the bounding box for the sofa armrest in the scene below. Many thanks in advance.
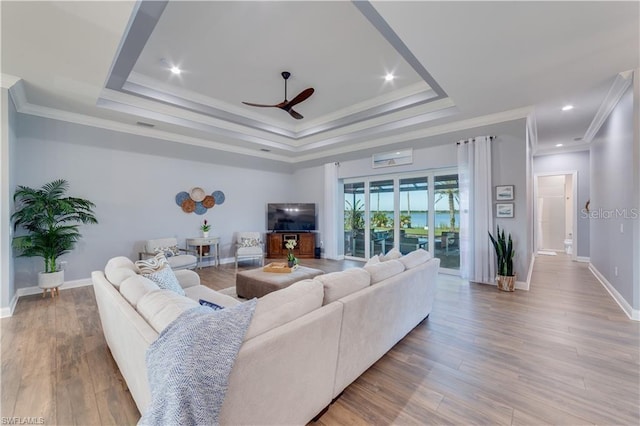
[178,247,198,255]
[138,251,156,260]
[174,269,200,288]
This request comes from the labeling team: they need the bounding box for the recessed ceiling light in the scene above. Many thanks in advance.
[170,66,181,75]
[384,73,395,82]
[561,105,574,111]
[555,143,564,147]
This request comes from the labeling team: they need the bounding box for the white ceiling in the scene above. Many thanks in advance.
[2,1,639,166]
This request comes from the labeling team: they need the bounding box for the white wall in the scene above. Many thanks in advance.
[12,114,293,290]
[1,89,17,312]
[590,81,639,311]
[533,151,590,257]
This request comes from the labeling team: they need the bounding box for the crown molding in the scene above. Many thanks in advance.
[583,71,633,144]
[294,106,533,162]
[13,90,532,164]
[1,74,21,90]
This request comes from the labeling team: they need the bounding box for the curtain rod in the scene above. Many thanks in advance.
[456,135,495,145]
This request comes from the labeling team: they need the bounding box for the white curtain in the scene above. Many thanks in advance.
[457,136,494,283]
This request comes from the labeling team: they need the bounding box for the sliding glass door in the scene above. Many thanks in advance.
[399,176,429,254]
[343,169,460,273]
[434,174,460,270]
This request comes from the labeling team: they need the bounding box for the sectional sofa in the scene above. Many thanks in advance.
[92,249,440,425]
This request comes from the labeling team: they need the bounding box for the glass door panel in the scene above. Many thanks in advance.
[399,176,429,254]
[369,179,394,256]
[434,174,460,270]
[344,182,365,258]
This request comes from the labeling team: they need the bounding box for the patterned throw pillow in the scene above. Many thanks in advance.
[199,299,224,310]
[135,253,169,274]
[240,237,260,248]
[143,265,185,296]
[153,245,180,258]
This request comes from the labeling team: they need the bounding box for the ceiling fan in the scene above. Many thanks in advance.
[242,71,314,120]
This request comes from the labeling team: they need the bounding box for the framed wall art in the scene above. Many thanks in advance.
[495,185,514,201]
[496,203,514,218]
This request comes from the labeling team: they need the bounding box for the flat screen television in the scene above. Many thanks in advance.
[267,203,316,232]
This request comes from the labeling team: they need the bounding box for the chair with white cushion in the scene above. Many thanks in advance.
[235,232,265,269]
[139,237,197,270]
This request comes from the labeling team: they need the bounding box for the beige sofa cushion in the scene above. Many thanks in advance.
[137,290,199,333]
[119,275,160,308]
[244,279,323,341]
[364,259,405,284]
[379,247,402,262]
[104,256,139,288]
[183,286,241,308]
[314,269,370,305]
[399,249,432,270]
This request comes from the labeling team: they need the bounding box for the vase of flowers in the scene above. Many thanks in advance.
[285,239,298,268]
[201,219,211,238]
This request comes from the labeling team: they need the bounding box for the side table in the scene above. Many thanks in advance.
[186,236,220,268]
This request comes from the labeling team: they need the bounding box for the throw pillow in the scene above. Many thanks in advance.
[143,265,185,296]
[365,255,380,266]
[240,237,260,248]
[153,245,180,258]
[199,299,224,310]
[135,253,168,274]
[380,247,402,262]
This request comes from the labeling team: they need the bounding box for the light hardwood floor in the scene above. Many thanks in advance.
[2,254,639,425]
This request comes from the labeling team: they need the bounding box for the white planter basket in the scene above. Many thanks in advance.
[38,270,64,289]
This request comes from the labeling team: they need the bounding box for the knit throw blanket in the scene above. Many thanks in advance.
[138,299,257,426]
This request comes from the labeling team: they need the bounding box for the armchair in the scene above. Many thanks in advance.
[235,232,265,269]
[139,237,197,270]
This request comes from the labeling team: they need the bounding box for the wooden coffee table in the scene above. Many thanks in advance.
[236,265,324,298]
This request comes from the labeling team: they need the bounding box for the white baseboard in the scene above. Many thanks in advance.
[576,256,590,263]
[0,293,19,318]
[15,278,93,298]
[589,263,640,321]
[1,278,93,318]
[521,255,535,291]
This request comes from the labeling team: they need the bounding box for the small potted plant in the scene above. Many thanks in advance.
[12,179,98,297]
[200,219,211,237]
[488,225,516,291]
[285,239,298,268]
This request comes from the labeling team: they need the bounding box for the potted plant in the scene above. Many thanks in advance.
[11,179,98,296]
[285,239,298,268]
[200,219,211,237]
[488,225,515,291]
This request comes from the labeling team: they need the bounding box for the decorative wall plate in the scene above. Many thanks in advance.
[190,187,206,202]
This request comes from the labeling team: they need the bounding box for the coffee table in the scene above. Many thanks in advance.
[236,265,324,298]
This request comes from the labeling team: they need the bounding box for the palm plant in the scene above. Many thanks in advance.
[12,179,98,273]
[488,225,514,277]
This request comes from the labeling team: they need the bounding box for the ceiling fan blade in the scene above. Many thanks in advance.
[286,88,314,109]
[242,101,279,108]
[288,109,304,120]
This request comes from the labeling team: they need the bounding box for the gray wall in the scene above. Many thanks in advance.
[534,151,591,257]
[1,89,17,310]
[12,114,296,290]
[337,119,531,282]
[290,165,325,249]
[590,82,638,309]
[492,132,530,282]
